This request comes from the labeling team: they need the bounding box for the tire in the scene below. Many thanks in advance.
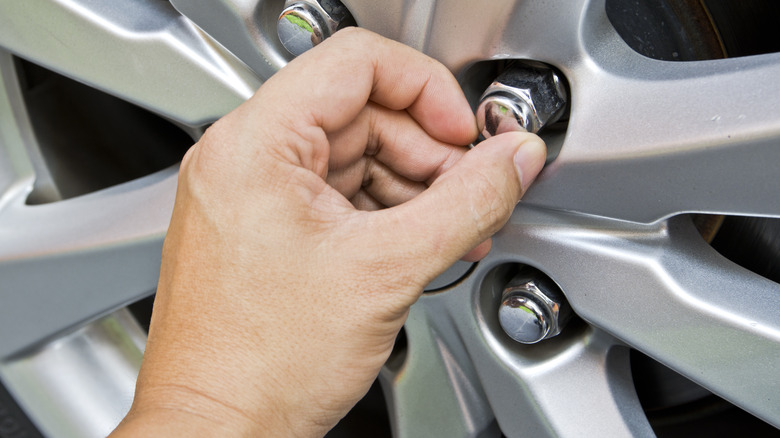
[0,0,778,437]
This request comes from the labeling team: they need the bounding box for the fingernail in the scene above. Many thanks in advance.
[513,137,547,192]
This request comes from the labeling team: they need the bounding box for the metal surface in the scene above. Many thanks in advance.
[424,260,474,291]
[278,0,355,56]
[499,273,570,344]
[0,310,145,438]
[0,0,778,437]
[477,64,568,135]
[169,0,292,81]
[278,2,325,56]
[498,293,549,344]
[0,61,173,356]
[0,0,259,127]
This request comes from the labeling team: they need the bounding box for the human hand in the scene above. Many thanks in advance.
[112,28,545,437]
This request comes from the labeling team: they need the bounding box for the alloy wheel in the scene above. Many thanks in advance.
[0,0,778,436]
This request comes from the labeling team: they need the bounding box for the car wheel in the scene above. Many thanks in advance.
[0,0,778,437]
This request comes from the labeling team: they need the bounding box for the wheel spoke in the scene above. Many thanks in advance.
[522,1,780,222]
[464,329,652,437]
[169,0,289,82]
[386,265,654,437]
[0,309,145,437]
[0,169,176,358]
[346,0,589,73]
[499,208,780,427]
[425,269,653,437]
[380,301,498,438]
[0,49,63,208]
[0,0,260,126]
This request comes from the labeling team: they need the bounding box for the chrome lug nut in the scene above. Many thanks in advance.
[477,63,568,136]
[277,0,356,56]
[498,270,571,344]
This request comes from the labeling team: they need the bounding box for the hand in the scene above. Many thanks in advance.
[112,28,546,437]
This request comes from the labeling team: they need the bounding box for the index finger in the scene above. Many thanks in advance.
[251,27,477,145]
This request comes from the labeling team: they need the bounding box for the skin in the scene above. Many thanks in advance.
[111,28,546,437]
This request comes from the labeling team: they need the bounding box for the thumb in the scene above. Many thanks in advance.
[382,131,546,283]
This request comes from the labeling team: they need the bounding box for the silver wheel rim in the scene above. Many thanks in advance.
[0,0,778,436]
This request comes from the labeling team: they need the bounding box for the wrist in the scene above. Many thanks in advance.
[111,384,272,438]
[112,377,331,438]
[111,406,247,437]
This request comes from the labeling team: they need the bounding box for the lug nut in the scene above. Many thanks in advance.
[277,0,356,56]
[476,63,568,136]
[498,270,571,344]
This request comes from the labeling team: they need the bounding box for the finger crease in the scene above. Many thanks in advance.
[408,71,434,111]
[361,157,375,188]
[365,106,382,157]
